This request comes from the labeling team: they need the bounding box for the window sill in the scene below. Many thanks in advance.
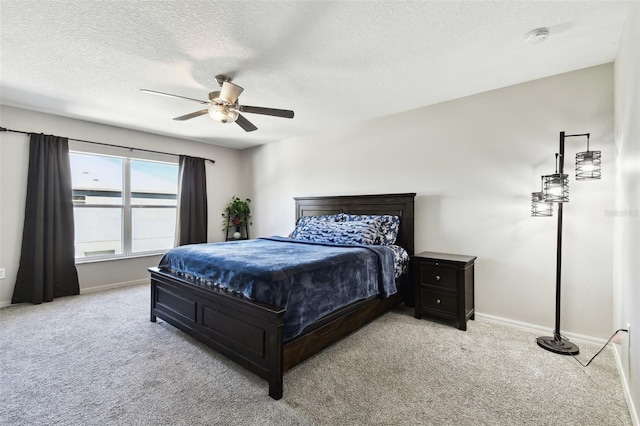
[75,251,167,265]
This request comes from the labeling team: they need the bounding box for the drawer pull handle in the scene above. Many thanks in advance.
[436,299,441,304]
[435,275,441,280]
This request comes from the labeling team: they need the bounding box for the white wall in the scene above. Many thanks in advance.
[613,2,640,422]
[243,64,616,340]
[0,106,244,305]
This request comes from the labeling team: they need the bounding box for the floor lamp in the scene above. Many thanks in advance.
[530,131,601,355]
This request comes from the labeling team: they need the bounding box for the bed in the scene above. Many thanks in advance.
[149,193,416,399]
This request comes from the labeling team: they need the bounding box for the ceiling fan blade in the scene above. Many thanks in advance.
[239,105,294,119]
[235,114,258,132]
[220,81,244,104]
[140,89,208,104]
[173,109,209,121]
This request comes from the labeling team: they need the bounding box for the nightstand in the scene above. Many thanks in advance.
[412,251,477,331]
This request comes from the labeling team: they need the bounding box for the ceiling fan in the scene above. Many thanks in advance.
[140,75,294,132]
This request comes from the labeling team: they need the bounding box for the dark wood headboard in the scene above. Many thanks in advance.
[294,193,416,255]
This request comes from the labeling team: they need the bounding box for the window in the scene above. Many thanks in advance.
[69,148,179,261]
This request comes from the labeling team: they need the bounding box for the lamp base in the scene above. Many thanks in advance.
[536,336,579,355]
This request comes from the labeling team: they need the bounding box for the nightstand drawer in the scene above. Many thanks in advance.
[420,289,457,315]
[419,266,457,290]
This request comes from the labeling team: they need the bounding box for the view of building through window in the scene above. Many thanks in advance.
[69,151,178,259]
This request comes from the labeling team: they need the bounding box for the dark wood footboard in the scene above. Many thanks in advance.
[151,267,406,399]
[149,267,286,399]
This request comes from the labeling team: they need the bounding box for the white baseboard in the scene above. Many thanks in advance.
[0,278,149,309]
[474,312,608,346]
[79,278,150,295]
[613,345,639,426]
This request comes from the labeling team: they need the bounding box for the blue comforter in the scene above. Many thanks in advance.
[158,237,397,341]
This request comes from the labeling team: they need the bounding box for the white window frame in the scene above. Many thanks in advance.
[69,141,179,263]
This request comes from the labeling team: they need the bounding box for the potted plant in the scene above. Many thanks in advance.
[222,196,252,238]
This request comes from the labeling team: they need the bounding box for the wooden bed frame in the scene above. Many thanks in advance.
[149,193,416,399]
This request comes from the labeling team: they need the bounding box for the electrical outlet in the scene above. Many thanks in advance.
[0,268,5,279]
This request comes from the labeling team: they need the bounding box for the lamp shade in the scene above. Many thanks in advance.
[576,150,601,180]
[543,173,569,202]
[531,191,553,217]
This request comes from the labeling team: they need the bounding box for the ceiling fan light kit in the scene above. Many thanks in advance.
[141,74,294,132]
[209,105,239,123]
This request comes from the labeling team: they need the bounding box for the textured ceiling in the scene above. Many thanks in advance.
[0,1,633,149]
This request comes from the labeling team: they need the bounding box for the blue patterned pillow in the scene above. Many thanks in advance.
[290,213,343,239]
[292,219,380,245]
[386,245,410,276]
[344,214,400,245]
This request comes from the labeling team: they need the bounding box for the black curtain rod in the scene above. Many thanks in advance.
[0,127,215,164]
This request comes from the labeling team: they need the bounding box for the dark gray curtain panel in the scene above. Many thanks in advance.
[176,155,208,246]
[12,134,80,304]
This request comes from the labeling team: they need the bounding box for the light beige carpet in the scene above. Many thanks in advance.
[0,284,632,425]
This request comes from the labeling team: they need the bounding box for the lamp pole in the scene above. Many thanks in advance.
[554,131,565,343]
